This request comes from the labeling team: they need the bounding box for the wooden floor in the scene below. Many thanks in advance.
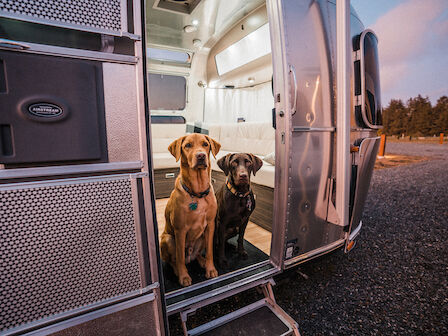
[155,198,271,255]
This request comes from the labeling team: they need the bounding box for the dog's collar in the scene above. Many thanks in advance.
[226,178,251,198]
[180,180,210,198]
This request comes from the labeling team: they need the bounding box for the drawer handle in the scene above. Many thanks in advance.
[165,173,175,178]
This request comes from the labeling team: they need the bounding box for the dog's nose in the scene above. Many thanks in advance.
[196,152,206,161]
[239,173,248,179]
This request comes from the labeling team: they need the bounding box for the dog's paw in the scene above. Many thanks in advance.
[238,249,248,260]
[179,274,192,287]
[205,266,218,279]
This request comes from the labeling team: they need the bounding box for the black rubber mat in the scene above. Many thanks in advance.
[163,236,268,292]
[200,305,289,336]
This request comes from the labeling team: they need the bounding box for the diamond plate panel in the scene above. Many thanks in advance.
[0,0,122,33]
[0,176,142,333]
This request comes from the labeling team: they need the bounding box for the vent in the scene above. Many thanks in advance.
[0,175,143,333]
[153,0,202,14]
[0,0,124,35]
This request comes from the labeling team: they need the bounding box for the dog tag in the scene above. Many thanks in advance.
[189,202,198,211]
[246,198,252,211]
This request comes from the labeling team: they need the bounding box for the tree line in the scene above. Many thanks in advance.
[382,95,448,137]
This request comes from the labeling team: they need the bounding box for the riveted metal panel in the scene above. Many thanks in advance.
[0,0,124,35]
[0,175,143,333]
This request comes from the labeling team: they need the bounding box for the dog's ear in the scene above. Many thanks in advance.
[205,135,221,159]
[217,153,233,176]
[249,154,263,176]
[168,136,186,162]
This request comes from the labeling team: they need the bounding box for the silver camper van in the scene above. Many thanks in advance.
[0,0,381,335]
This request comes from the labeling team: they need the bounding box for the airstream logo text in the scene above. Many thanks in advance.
[28,103,63,118]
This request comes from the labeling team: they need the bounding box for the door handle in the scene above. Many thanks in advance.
[0,39,31,50]
[289,64,297,115]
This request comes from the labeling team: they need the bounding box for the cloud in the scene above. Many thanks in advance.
[370,0,448,103]
[372,0,446,64]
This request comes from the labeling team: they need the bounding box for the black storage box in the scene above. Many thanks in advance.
[0,50,107,165]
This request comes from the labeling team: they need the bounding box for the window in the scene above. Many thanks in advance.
[354,30,382,128]
[148,74,186,111]
[215,23,271,76]
[148,48,190,64]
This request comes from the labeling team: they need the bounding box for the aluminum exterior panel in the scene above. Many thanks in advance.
[285,1,333,129]
[103,62,141,162]
[285,131,343,258]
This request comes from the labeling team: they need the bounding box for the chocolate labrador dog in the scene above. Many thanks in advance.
[215,153,263,268]
[160,133,221,286]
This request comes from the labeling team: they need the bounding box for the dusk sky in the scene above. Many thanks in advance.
[351,0,448,106]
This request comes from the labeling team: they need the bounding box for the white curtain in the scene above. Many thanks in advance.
[204,82,274,123]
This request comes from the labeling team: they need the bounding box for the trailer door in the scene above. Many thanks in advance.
[268,0,353,267]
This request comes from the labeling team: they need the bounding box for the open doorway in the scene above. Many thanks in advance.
[146,0,275,293]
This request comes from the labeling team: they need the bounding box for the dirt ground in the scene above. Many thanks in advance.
[375,154,430,169]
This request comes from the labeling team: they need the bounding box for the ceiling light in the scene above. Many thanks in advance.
[183,25,197,33]
[192,19,199,26]
[193,39,202,47]
[248,77,255,84]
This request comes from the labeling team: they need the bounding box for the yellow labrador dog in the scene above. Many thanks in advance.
[160,133,221,286]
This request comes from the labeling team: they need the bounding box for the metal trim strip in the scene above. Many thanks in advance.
[130,176,147,287]
[349,220,362,241]
[0,172,143,191]
[284,239,345,267]
[0,39,138,64]
[0,161,143,180]
[165,260,272,299]
[292,127,336,132]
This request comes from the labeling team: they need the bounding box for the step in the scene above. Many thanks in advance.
[188,298,299,336]
[179,281,301,336]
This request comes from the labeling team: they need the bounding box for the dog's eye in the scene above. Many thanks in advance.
[185,143,192,148]
[202,142,208,147]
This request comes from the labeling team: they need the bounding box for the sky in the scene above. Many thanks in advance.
[351,0,448,106]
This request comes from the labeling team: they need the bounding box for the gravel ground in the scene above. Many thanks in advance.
[169,142,448,335]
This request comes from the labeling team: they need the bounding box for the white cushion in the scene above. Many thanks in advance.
[153,152,178,169]
[251,163,275,188]
[263,152,275,165]
[207,124,221,142]
[151,124,186,153]
[218,122,274,156]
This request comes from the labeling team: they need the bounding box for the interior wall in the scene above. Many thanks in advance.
[203,82,274,123]
[184,51,208,122]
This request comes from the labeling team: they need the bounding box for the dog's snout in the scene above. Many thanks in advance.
[196,152,206,161]
[239,173,248,179]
